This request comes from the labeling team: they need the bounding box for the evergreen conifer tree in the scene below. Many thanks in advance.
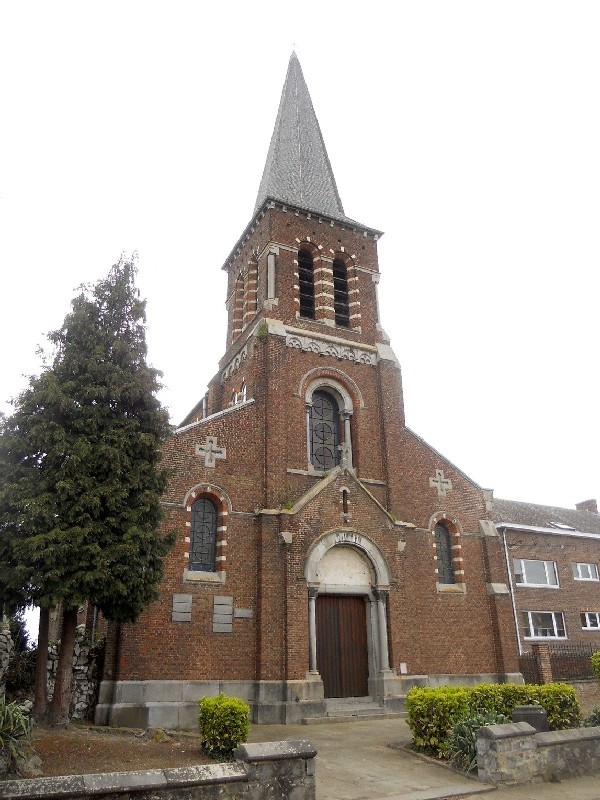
[0,255,174,724]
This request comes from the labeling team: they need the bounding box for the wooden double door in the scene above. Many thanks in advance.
[316,594,369,698]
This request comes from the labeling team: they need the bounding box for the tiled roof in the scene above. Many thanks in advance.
[492,497,600,535]
[254,52,347,220]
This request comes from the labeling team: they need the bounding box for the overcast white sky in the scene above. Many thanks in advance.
[1,1,599,510]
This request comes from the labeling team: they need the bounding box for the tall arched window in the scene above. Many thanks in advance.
[310,390,340,471]
[298,249,315,319]
[434,523,455,584]
[190,498,217,572]
[333,258,350,327]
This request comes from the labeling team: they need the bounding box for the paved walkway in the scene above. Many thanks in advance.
[249,718,600,800]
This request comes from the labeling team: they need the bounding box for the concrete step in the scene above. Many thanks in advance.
[301,710,407,724]
[301,696,407,724]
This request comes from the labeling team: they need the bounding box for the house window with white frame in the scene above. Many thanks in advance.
[513,558,559,587]
[581,612,600,630]
[572,562,599,581]
[522,611,566,639]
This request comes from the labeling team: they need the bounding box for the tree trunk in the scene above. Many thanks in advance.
[32,606,50,722]
[47,607,78,727]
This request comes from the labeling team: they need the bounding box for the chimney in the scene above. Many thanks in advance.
[576,499,598,514]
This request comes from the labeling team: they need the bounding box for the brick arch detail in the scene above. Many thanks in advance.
[428,512,465,582]
[294,239,322,259]
[183,484,231,574]
[297,366,364,409]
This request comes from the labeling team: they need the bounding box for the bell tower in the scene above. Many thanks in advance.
[186,51,407,515]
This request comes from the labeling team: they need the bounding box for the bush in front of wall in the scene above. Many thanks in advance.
[198,693,250,760]
[591,651,600,683]
[449,711,510,772]
[406,682,581,759]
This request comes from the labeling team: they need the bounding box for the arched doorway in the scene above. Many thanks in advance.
[305,531,391,699]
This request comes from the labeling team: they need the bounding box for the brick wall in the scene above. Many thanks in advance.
[506,529,600,649]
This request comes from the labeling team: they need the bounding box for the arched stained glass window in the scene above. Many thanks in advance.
[298,249,315,319]
[333,258,350,327]
[190,498,217,572]
[310,390,340,471]
[434,523,455,584]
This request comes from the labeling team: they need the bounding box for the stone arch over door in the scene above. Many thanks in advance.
[305,531,392,698]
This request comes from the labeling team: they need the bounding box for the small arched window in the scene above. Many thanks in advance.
[190,498,217,572]
[298,249,315,319]
[434,523,455,584]
[333,258,350,327]
[310,390,340,471]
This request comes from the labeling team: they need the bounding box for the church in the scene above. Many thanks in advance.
[95,53,553,728]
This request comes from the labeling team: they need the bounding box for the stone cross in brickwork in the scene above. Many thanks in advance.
[195,436,226,468]
[429,468,452,497]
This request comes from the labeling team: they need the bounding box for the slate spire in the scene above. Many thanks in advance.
[254,52,345,218]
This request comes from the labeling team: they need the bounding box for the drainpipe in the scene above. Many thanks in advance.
[502,528,523,656]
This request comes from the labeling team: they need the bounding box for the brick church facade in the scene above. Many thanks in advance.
[96,53,525,728]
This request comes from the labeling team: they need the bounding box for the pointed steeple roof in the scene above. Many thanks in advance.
[254,52,345,218]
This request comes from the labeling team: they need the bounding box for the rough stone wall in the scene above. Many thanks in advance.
[477,721,600,784]
[0,625,14,689]
[0,741,317,800]
[47,633,104,720]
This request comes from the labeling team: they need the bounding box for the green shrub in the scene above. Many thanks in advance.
[449,711,510,772]
[0,697,33,772]
[4,649,36,701]
[406,686,471,757]
[583,706,600,727]
[591,651,600,683]
[198,693,250,759]
[406,682,581,758]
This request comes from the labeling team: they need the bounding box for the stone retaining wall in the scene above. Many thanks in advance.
[0,740,316,800]
[0,625,13,689]
[477,722,600,784]
[47,634,105,720]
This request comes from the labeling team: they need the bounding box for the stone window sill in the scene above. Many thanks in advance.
[436,582,466,595]
[183,570,226,584]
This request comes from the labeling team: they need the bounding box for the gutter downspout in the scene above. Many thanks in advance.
[501,527,523,656]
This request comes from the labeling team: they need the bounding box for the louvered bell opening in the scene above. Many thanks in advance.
[333,259,350,327]
[298,249,315,319]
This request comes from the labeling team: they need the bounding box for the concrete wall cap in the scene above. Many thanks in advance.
[535,726,600,748]
[163,763,247,786]
[235,740,317,761]
[0,764,250,799]
[478,721,537,739]
[83,770,167,792]
[0,774,85,799]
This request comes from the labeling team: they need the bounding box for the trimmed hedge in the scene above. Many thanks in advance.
[198,693,250,759]
[591,651,600,683]
[406,682,582,758]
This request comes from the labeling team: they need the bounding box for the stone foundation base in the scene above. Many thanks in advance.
[95,678,327,728]
[95,672,524,728]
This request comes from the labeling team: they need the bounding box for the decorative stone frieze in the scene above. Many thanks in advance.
[221,344,248,383]
[285,333,375,365]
